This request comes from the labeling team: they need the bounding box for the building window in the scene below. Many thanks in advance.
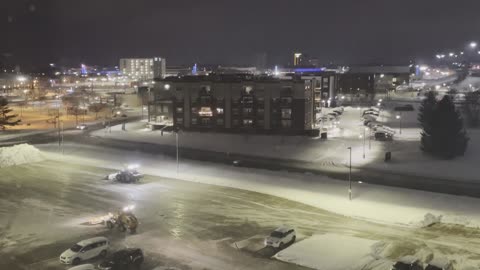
[233,119,239,126]
[176,118,184,124]
[191,107,198,113]
[280,97,292,106]
[232,108,239,115]
[162,107,169,113]
[243,108,253,114]
[217,118,224,125]
[281,108,292,119]
[216,108,224,114]
[198,107,213,117]
[201,118,211,125]
[243,119,253,126]
[281,120,292,128]
[257,120,264,126]
[191,118,198,125]
[176,107,183,113]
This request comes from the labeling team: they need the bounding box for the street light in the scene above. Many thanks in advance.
[347,147,352,201]
[470,42,477,49]
[174,126,181,174]
[396,113,402,134]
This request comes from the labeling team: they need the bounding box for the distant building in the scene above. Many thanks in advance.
[339,66,411,95]
[148,74,316,135]
[119,57,166,80]
[293,53,303,66]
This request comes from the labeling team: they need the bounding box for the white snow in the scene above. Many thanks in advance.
[0,144,44,168]
[275,234,384,270]
[40,143,480,229]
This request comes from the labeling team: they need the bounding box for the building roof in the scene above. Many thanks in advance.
[348,65,411,74]
[159,74,288,83]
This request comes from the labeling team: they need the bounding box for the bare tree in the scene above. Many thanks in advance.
[89,103,108,119]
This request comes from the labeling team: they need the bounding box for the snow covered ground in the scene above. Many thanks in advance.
[275,234,388,270]
[34,143,480,269]
[40,143,480,229]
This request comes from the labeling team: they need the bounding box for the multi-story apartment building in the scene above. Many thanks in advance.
[119,57,166,80]
[148,74,316,135]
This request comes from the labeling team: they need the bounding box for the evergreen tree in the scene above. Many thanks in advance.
[0,97,21,130]
[418,91,437,153]
[431,95,468,159]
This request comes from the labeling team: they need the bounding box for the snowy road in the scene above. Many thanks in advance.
[1,150,480,269]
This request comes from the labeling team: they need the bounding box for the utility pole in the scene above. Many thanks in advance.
[363,128,366,159]
[176,130,179,174]
[347,147,352,201]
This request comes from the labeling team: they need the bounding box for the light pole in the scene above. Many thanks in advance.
[347,147,352,201]
[368,128,372,150]
[174,126,180,174]
[61,120,64,155]
[396,113,402,134]
[363,128,366,159]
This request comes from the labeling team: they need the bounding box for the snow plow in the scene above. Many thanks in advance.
[87,205,138,234]
[105,205,138,234]
[105,164,143,183]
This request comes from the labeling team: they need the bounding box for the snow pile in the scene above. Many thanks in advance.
[275,234,383,270]
[0,144,44,168]
[420,213,443,227]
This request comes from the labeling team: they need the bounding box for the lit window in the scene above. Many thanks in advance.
[198,107,213,117]
[243,119,253,126]
[216,108,224,114]
[281,108,292,119]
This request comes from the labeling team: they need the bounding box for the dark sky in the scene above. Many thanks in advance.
[2,0,480,68]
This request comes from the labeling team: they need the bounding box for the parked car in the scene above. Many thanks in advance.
[333,109,343,115]
[425,258,453,270]
[375,131,393,141]
[264,226,296,248]
[391,256,423,270]
[60,237,109,265]
[363,110,379,117]
[394,104,415,111]
[68,264,96,270]
[76,124,88,130]
[98,248,144,270]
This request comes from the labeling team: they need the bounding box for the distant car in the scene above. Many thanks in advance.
[391,256,423,270]
[68,264,96,270]
[98,248,144,270]
[265,226,296,249]
[363,111,379,117]
[232,160,242,166]
[60,237,109,265]
[394,104,414,111]
[76,124,88,130]
[375,131,393,141]
[333,109,343,115]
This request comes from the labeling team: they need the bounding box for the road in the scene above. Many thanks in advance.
[1,153,480,269]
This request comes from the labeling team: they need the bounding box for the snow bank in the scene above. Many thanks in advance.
[0,144,44,168]
[275,234,383,270]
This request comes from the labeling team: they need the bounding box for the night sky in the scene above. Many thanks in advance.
[2,0,480,68]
